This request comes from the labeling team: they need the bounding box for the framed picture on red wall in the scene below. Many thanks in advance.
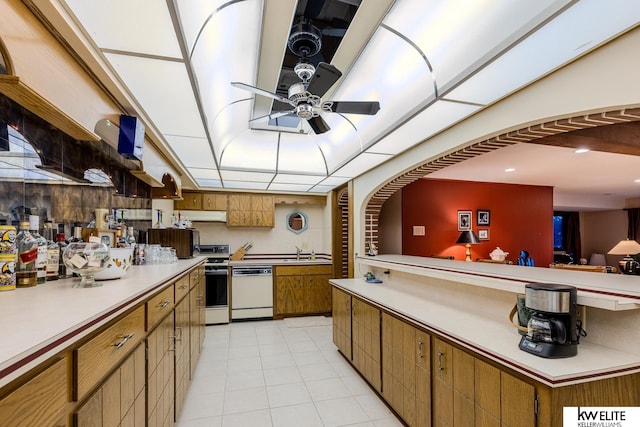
[477,209,490,226]
[478,229,489,240]
[458,210,472,231]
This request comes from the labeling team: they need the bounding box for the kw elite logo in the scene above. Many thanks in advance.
[563,407,640,427]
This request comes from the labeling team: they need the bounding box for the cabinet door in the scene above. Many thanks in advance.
[331,287,351,360]
[202,193,227,210]
[175,296,190,418]
[452,347,475,427]
[147,313,175,427]
[275,276,304,315]
[352,297,381,392]
[303,274,332,313]
[501,372,535,427]
[175,192,202,210]
[475,359,501,427]
[415,330,431,427]
[432,338,453,426]
[0,357,67,427]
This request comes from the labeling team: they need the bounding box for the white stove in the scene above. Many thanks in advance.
[200,244,230,324]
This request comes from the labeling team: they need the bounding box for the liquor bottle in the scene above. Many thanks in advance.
[15,220,37,288]
[57,233,71,279]
[43,221,59,281]
[29,215,47,285]
[69,226,83,243]
[125,226,136,248]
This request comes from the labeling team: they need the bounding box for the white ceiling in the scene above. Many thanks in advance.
[28,0,640,198]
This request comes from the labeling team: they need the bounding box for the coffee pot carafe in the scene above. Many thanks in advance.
[519,283,580,358]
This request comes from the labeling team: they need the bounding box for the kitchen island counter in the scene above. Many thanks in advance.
[0,256,205,388]
[337,254,640,388]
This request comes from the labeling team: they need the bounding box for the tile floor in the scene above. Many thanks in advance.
[176,319,403,427]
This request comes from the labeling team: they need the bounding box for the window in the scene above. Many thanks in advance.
[553,214,564,250]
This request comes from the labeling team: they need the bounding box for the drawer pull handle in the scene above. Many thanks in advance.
[113,333,134,349]
[438,351,444,372]
[180,284,188,290]
[158,300,171,309]
[418,339,423,359]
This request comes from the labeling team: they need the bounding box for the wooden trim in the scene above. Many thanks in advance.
[273,194,326,205]
[0,75,98,141]
[0,37,14,76]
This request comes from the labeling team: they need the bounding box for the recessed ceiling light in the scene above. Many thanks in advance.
[505,168,516,172]
[575,148,590,154]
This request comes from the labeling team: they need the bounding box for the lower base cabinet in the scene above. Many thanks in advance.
[147,312,176,427]
[274,265,332,318]
[332,287,352,360]
[0,357,68,427]
[382,313,431,427]
[351,296,381,392]
[75,343,145,427]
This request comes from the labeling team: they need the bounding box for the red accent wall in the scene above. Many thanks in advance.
[402,178,554,266]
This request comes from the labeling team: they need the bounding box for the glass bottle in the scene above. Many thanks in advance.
[125,226,136,248]
[15,220,37,288]
[29,215,47,285]
[57,233,71,279]
[70,226,83,243]
[43,221,59,281]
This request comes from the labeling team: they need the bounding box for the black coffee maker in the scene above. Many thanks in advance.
[518,283,579,358]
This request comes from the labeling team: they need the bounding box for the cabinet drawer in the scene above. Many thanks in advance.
[175,275,190,302]
[0,357,67,427]
[274,264,332,276]
[75,305,145,400]
[147,285,175,330]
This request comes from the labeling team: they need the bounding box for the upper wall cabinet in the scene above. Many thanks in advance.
[227,194,274,227]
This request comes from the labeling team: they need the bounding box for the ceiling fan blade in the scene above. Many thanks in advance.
[231,82,293,106]
[307,115,330,134]
[326,101,381,115]
[306,62,342,98]
[249,110,295,123]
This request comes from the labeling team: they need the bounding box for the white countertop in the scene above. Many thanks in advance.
[229,258,332,267]
[359,255,640,311]
[331,274,640,387]
[0,257,204,388]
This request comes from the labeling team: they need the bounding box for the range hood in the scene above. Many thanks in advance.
[180,210,227,223]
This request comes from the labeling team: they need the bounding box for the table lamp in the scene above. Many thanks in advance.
[607,239,640,274]
[456,230,481,262]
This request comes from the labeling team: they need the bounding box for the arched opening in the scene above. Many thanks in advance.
[364,107,640,256]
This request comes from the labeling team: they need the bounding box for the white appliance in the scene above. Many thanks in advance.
[200,244,230,324]
[231,266,273,320]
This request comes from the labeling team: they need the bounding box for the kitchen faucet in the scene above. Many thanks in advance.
[296,246,302,260]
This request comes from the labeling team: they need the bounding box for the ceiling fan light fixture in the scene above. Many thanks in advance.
[296,103,315,120]
[294,60,316,83]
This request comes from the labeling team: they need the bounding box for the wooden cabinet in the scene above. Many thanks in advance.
[202,193,227,210]
[75,343,145,427]
[75,305,145,400]
[174,293,190,419]
[332,287,352,360]
[146,310,175,427]
[0,357,67,427]
[189,267,206,380]
[274,265,332,318]
[227,193,274,227]
[334,286,541,427]
[432,337,535,427]
[147,285,175,331]
[382,313,431,426]
[352,296,381,392]
[175,192,202,210]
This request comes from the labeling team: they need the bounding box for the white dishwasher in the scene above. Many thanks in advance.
[231,266,273,320]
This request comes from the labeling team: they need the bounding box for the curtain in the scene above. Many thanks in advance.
[564,212,581,261]
[627,208,640,240]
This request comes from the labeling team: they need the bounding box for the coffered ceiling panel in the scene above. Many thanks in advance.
[36,0,637,199]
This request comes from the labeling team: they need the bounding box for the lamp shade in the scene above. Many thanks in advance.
[456,230,481,244]
[589,253,606,266]
[607,239,640,255]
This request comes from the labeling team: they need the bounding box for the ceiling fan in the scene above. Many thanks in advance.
[231,61,380,134]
